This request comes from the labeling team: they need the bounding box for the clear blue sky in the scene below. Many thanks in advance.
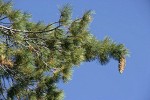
[13,0,150,100]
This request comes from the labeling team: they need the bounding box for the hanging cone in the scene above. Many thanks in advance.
[3,59,13,68]
[118,56,126,74]
[0,55,13,68]
[0,55,6,64]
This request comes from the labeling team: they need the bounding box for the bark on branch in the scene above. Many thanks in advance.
[0,24,62,34]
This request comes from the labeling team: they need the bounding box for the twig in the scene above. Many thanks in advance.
[0,24,62,34]
[0,17,7,21]
[43,21,60,30]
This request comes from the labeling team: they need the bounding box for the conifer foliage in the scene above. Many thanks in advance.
[0,0,128,99]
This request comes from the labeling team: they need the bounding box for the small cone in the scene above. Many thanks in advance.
[0,55,5,62]
[0,55,13,68]
[118,56,126,74]
[4,59,13,68]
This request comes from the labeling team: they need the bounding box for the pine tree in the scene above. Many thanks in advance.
[0,0,128,100]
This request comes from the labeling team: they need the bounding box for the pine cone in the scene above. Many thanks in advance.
[118,56,126,74]
[0,55,13,68]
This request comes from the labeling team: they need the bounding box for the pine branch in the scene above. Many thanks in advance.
[0,22,12,25]
[0,1,129,99]
[43,21,61,30]
[0,24,62,34]
[0,17,7,21]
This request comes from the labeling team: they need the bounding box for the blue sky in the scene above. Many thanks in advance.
[13,0,150,100]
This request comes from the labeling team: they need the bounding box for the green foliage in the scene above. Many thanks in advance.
[0,0,128,100]
[59,4,72,26]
